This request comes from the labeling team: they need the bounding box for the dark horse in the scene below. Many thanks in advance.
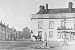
[32,35,42,41]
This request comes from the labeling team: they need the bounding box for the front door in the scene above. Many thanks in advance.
[38,31,42,37]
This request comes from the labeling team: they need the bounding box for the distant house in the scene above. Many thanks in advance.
[31,2,75,42]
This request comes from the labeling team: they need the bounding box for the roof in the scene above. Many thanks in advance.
[37,8,75,14]
[0,22,7,28]
[71,32,75,35]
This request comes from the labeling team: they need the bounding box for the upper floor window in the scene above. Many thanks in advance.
[49,21,54,29]
[61,19,66,27]
[38,21,43,29]
[49,31,53,38]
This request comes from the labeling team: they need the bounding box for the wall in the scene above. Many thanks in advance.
[31,13,75,41]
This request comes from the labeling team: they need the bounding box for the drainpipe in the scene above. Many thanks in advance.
[45,32,47,47]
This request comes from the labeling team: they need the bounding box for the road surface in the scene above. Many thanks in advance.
[0,40,75,50]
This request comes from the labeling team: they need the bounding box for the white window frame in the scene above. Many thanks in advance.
[49,21,54,29]
[38,31,42,37]
[49,31,53,38]
[38,21,43,29]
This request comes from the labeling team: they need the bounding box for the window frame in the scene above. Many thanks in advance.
[38,31,42,37]
[49,21,54,29]
[38,21,43,29]
[49,31,53,38]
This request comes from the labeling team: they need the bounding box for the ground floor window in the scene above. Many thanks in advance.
[58,33,63,38]
[38,31,42,37]
[49,31,53,38]
[58,32,66,39]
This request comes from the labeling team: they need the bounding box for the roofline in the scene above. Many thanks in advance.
[31,17,75,19]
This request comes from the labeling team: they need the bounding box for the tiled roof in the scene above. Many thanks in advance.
[37,8,75,14]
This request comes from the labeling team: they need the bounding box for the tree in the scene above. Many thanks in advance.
[23,27,31,39]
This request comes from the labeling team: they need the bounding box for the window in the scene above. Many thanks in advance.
[58,33,64,39]
[49,31,53,38]
[61,20,66,27]
[2,27,3,31]
[2,27,5,31]
[58,33,62,38]
[49,21,54,29]
[38,31,42,37]
[66,33,69,39]
[38,21,43,29]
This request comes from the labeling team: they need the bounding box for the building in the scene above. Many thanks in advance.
[10,27,17,40]
[0,21,17,40]
[8,28,17,40]
[31,2,75,43]
[0,21,7,40]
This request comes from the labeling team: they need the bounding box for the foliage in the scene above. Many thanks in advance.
[17,27,31,39]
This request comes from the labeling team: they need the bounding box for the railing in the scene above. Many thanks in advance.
[57,26,73,30]
[31,14,66,19]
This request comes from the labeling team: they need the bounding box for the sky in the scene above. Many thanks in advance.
[0,0,75,31]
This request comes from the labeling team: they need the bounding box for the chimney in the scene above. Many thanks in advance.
[46,3,48,11]
[68,2,73,11]
[39,5,45,10]
[1,20,2,23]
[7,24,9,27]
[4,23,5,25]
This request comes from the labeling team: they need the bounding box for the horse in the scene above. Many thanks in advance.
[32,35,42,41]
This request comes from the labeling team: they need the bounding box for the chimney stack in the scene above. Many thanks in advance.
[7,24,9,27]
[46,3,48,11]
[68,2,73,11]
[4,23,5,25]
[1,20,2,23]
[39,5,45,10]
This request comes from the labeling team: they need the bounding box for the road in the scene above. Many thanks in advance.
[0,40,75,50]
[10,44,75,50]
[0,45,75,50]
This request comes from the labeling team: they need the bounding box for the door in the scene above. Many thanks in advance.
[38,31,42,37]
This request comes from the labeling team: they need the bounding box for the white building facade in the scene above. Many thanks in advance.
[31,2,75,42]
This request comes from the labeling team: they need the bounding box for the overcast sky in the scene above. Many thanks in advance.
[0,0,75,31]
